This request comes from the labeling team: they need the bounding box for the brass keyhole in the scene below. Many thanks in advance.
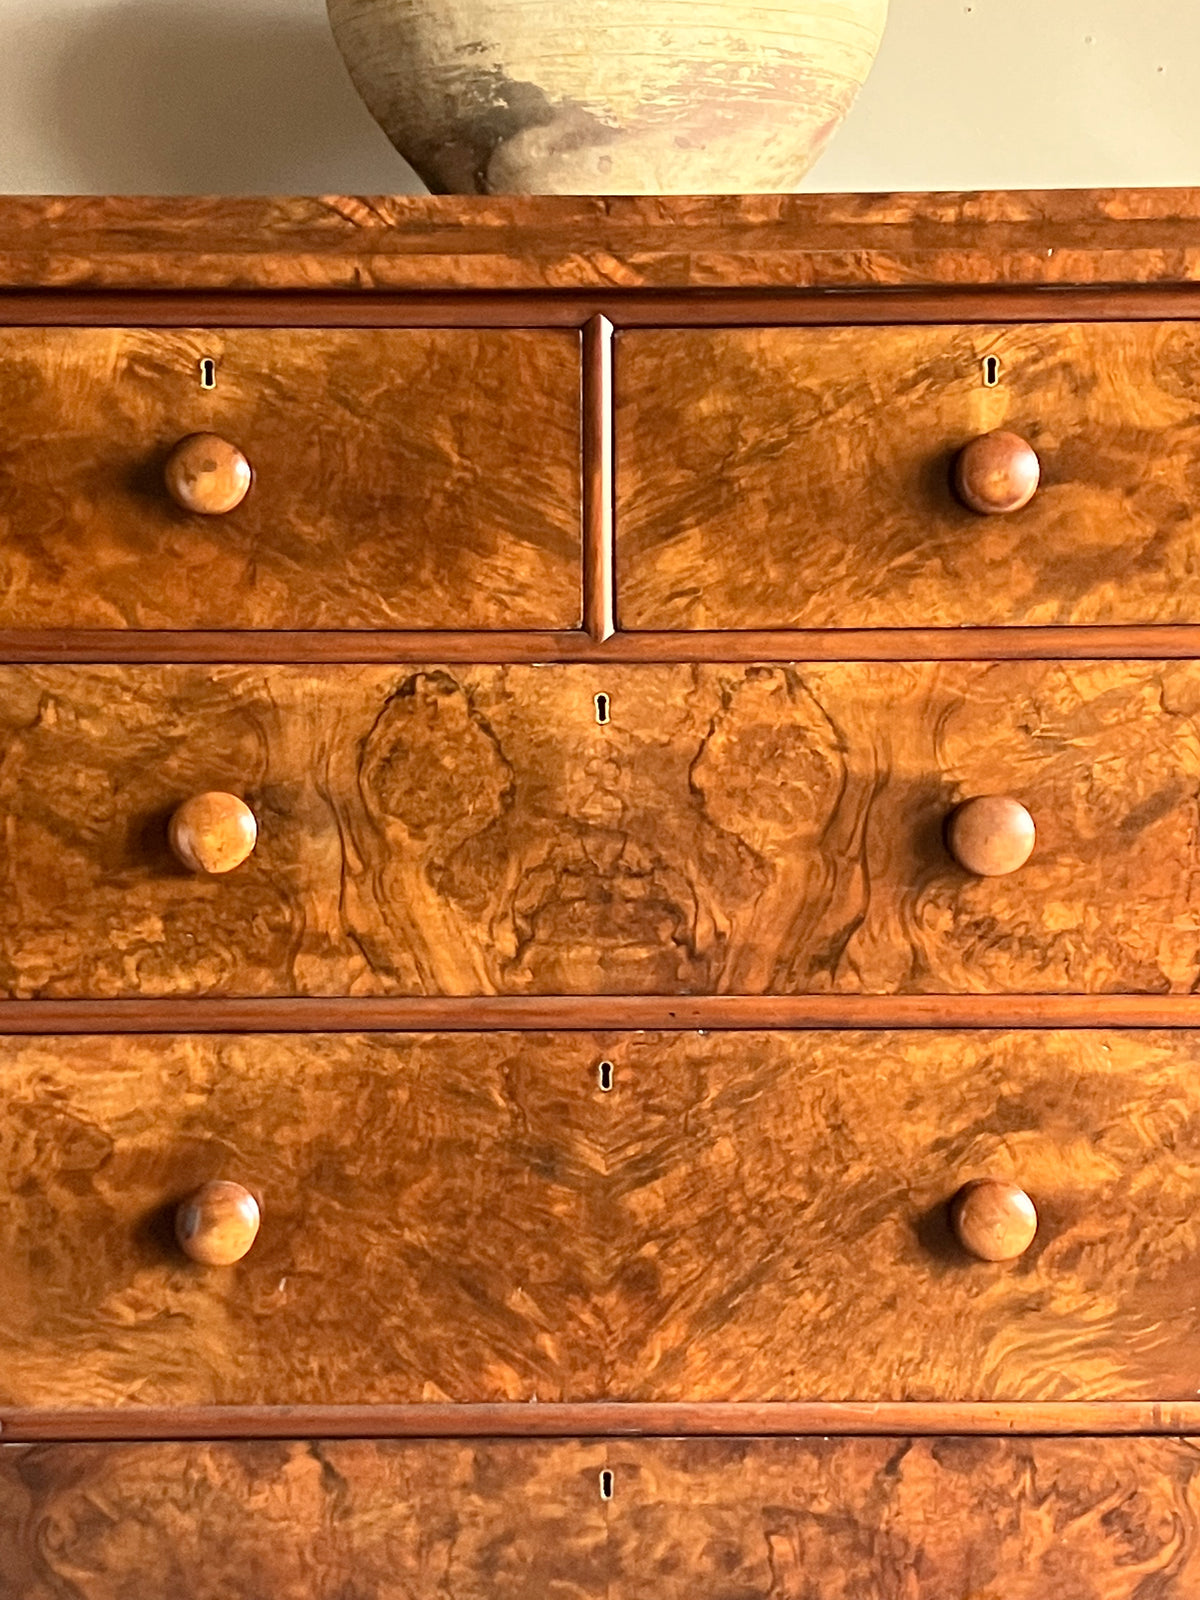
[199,357,218,390]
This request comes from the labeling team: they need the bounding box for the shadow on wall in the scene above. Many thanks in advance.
[43,0,425,193]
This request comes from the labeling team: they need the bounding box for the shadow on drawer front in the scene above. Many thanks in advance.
[0,662,1197,998]
[616,322,1200,629]
[4,1029,1200,1409]
[4,1436,1198,1600]
[0,327,582,629]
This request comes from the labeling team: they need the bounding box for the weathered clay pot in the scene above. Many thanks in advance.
[326,0,889,195]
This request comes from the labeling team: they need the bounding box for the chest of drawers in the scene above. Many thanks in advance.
[6,190,1200,1598]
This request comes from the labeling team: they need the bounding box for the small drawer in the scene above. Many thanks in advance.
[616,322,1200,629]
[0,327,581,629]
[4,1029,1200,1409]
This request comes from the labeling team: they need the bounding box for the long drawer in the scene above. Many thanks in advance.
[0,661,1197,998]
[4,1436,1199,1599]
[616,322,1200,629]
[0,328,582,629]
[6,1029,1200,1408]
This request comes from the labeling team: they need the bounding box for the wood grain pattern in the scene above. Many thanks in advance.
[608,1435,1200,1600]
[0,1439,607,1600]
[617,322,1200,628]
[0,1032,599,1408]
[3,1436,1200,1599]
[2,662,1199,998]
[7,1029,1200,1408]
[0,327,580,629]
[7,191,1200,291]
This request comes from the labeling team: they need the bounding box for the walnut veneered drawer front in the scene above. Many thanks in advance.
[7,1029,1200,1409]
[2,661,1199,998]
[0,327,582,629]
[5,1436,1198,1600]
[616,322,1200,629]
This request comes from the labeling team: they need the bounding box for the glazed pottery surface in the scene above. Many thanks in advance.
[326,0,889,194]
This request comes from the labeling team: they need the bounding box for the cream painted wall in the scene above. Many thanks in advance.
[0,0,1195,194]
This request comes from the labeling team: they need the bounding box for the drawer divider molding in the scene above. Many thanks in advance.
[582,313,616,642]
[7,288,1200,331]
[2,626,1200,664]
[5,1402,1200,1444]
[2,995,1200,1032]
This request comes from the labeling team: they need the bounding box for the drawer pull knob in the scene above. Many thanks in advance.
[952,1178,1038,1261]
[164,432,252,515]
[175,1180,260,1265]
[954,430,1040,514]
[946,795,1036,877]
[169,791,258,875]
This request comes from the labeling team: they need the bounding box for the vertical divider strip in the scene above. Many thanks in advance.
[583,313,616,641]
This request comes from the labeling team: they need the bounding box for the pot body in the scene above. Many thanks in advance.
[327,0,889,194]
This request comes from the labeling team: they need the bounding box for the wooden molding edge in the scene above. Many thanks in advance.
[582,314,616,642]
[5,1401,1200,1443]
[3,625,1200,664]
[0,994,1199,1033]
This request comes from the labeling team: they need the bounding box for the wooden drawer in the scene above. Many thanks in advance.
[2,661,1198,999]
[0,327,581,629]
[4,1436,1199,1599]
[6,1029,1200,1409]
[616,322,1200,629]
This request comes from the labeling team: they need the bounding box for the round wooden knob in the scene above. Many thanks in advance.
[946,796,1035,877]
[175,1180,260,1265]
[164,433,252,515]
[952,1179,1038,1262]
[169,792,257,875]
[954,430,1040,514]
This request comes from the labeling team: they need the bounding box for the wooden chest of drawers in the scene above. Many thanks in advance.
[8,190,1200,1597]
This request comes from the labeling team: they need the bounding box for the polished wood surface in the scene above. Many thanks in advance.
[6,1029,1200,1408]
[7,624,1200,666]
[617,322,1200,628]
[945,795,1037,877]
[951,1178,1038,1261]
[6,191,1200,291]
[168,792,258,875]
[163,432,253,515]
[0,1032,599,1407]
[12,1400,1200,1442]
[610,1435,1200,1599]
[175,1180,261,1266]
[5,994,1200,1032]
[1,662,1198,998]
[0,1439,607,1600]
[954,428,1041,513]
[3,1436,1200,1599]
[0,327,580,630]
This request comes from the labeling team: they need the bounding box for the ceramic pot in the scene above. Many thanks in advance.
[326,0,889,195]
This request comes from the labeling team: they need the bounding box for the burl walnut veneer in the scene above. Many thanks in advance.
[6,191,1200,1596]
